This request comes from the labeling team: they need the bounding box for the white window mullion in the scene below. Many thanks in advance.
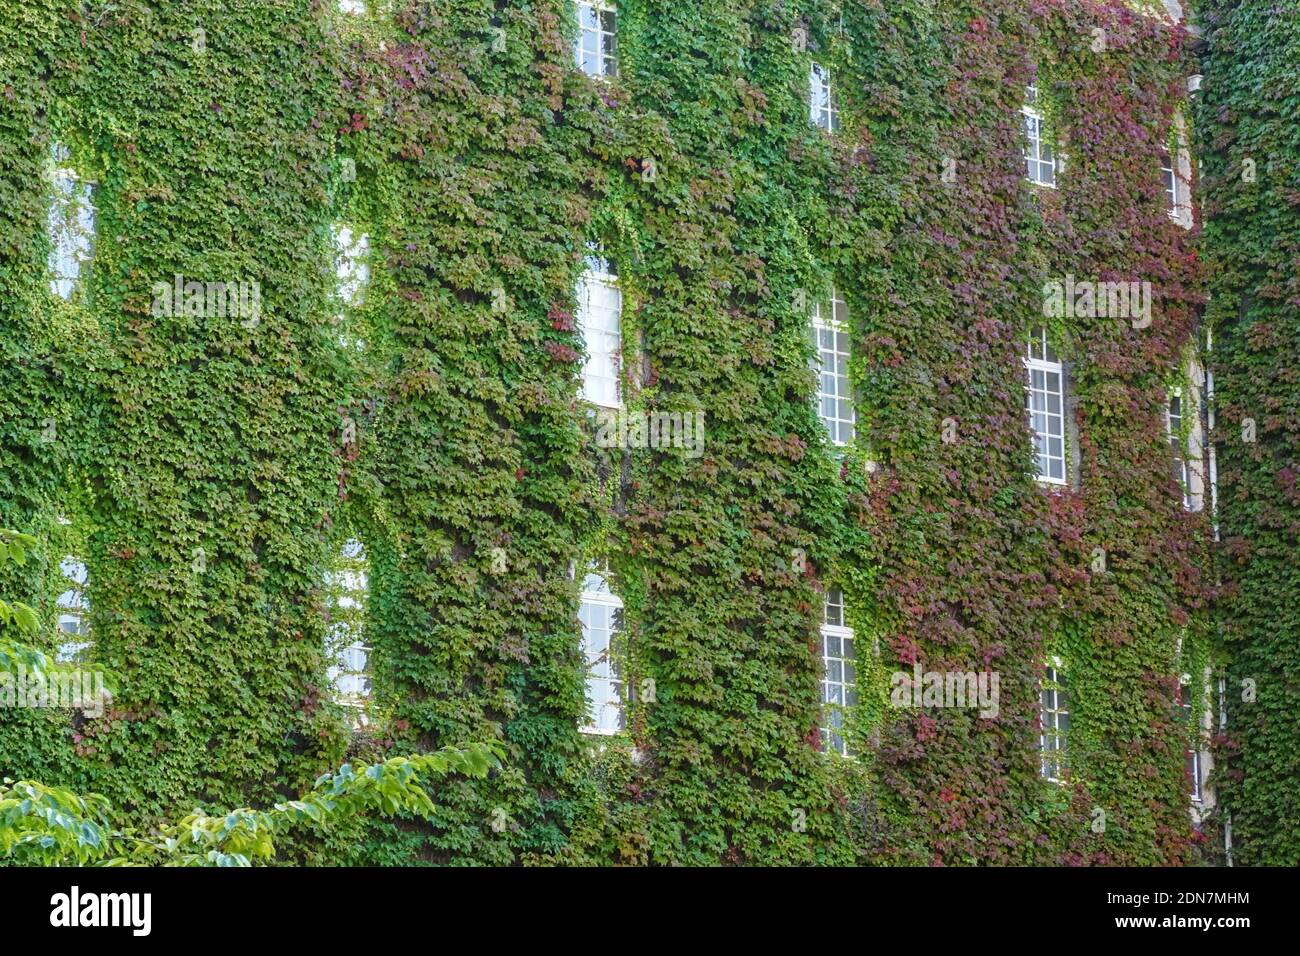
[1161,151,1181,219]
[1040,659,1068,782]
[1167,387,1195,509]
[810,63,839,132]
[47,142,96,300]
[580,569,623,735]
[576,256,622,409]
[1180,674,1204,803]
[1162,114,1194,229]
[55,556,91,663]
[325,538,372,715]
[1024,328,1066,484]
[820,588,856,756]
[574,2,617,79]
[812,292,854,445]
[1023,85,1056,187]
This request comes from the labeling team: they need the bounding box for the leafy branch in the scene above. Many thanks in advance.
[0,529,41,643]
[1,743,504,866]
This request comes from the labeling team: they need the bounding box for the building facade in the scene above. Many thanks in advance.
[1,0,1294,865]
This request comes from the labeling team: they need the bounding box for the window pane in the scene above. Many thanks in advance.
[811,293,854,445]
[576,267,621,408]
[820,590,855,755]
[580,571,624,734]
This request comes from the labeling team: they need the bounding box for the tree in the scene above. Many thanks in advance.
[0,746,502,866]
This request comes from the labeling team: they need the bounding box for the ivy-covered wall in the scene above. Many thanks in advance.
[1,0,1280,867]
[1197,0,1300,865]
[821,0,1207,866]
[601,1,862,866]
[60,1,350,818]
[0,2,58,605]
[334,0,597,864]
[0,0,73,792]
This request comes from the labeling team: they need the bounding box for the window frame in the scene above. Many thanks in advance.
[1179,672,1204,804]
[579,568,624,736]
[574,1,618,80]
[809,62,840,133]
[1160,149,1182,221]
[820,587,857,757]
[1023,85,1057,188]
[47,142,96,301]
[1024,328,1067,485]
[55,556,92,664]
[1040,657,1069,783]
[1161,115,1195,229]
[324,538,372,711]
[334,225,370,309]
[576,253,623,410]
[1167,387,1195,510]
[811,291,854,447]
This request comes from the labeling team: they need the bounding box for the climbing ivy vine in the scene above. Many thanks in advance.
[1197,0,1300,866]
[1,0,1281,868]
